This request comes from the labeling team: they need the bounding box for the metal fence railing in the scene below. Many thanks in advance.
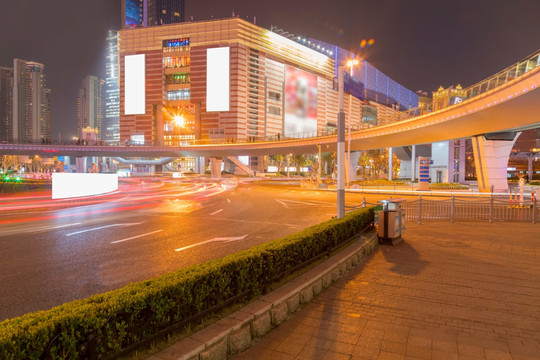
[403,49,540,117]
[401,195,539,223]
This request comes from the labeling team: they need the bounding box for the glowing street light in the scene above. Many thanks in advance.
[345,58,360,189]
[346,59,359,75]
[173,115,185,127]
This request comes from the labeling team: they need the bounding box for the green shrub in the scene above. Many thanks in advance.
[350,179,406,186]
[428,183,469,190]
[0,180,50,193]
[0,208,374,359]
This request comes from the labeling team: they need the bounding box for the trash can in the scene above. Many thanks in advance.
[377,199,406,245]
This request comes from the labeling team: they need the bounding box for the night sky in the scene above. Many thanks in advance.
[1,0,539,140]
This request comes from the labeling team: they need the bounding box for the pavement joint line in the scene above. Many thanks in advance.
[152,231,378,360]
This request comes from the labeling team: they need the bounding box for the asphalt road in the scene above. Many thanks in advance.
[0,178,389,321]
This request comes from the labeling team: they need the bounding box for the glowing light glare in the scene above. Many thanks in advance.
[174,115,185,127]
[265,30,330,65]
[124,54,146,115]
[52,173,119,199]
[206,47,230,112]
[347,59,360,67]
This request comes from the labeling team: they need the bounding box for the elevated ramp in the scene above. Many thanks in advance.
[224,156,254,176]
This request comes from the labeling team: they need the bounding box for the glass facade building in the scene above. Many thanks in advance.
[307,38,419,111]
[77,75,104,141]
[122,0,185,28]
[104,30,120,143]
[12,59,51,142]
[0,67,13,142]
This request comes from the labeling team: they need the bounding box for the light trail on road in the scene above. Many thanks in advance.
[0,179,466,321]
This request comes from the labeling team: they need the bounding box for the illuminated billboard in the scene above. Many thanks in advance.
[52,173,118,199]
[284,66,317,136]
[206,47,230,112]
[124,54,145,115]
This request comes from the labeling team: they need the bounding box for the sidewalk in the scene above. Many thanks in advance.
[232,222,540,360]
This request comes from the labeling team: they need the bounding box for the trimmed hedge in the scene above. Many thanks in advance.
[429,183,469,190]
[0,207,373,359]
[0,180,50,193]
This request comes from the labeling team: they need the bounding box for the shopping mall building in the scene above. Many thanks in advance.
[118,17,418,154]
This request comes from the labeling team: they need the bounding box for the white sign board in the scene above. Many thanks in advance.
[206,47,230,112]
[124,54,146,115]
[52,173,118,199]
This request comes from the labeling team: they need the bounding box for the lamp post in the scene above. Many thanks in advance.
[337,65,346,218]
[346,58,359,188]
[337,59,359,219]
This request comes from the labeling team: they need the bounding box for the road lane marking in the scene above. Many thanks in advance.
[210,209,223,215]
[276,199,320,206]
[189,216,303,229]
[66,222,143,236]
[51,223,82,229]
[111,229,163,244]
[30,222,82,232]
[175,234,248,252]
[276,200,289,208]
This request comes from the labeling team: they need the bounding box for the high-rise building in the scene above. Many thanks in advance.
[121,0,185,28]
[104,30,120,143]
[12,59,51,142]
[146,0,185,26]
[122,0,145,27]
[118,17,416,148]
[0,67,14,142]
[77,75,104,141]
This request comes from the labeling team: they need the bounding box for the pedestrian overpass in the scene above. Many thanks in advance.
[2,49,539,192]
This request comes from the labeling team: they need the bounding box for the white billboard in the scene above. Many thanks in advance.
[52,173,118,199]
[124,54,146,115]
[206,47,230,112]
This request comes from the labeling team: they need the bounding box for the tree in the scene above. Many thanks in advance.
[31,156,42,173]
[292,154,306,175]
[269,155,286,174]
[322,152,336,180]
[1,155,20,173]
[306,155,319,180]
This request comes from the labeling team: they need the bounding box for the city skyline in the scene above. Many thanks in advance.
[0,0,539,139]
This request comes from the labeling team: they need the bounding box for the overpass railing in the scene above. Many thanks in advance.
[3,50,538,150]
[404,48,540,117]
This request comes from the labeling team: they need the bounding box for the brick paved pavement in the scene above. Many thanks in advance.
[232,222,540,360]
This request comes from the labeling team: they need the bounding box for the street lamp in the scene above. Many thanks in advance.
[337,65,346,218]
[346,58,359,189]
[337,58,360,219]
[173,115,185,127]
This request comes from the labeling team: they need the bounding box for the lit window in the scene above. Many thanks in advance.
[174,12,180,16]
[162,10,166,14]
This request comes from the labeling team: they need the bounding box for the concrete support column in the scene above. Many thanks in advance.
[76,157,86,173]
[472,133,520,193]
[388,147,393,181]
[317,145,322,183]
[195,157,205,174]
[528,154,534,182]
[348,151,361,183]
[411,145,416,182]
[210,158,222,179]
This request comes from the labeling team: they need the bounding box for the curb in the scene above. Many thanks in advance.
[150,232,379,360]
